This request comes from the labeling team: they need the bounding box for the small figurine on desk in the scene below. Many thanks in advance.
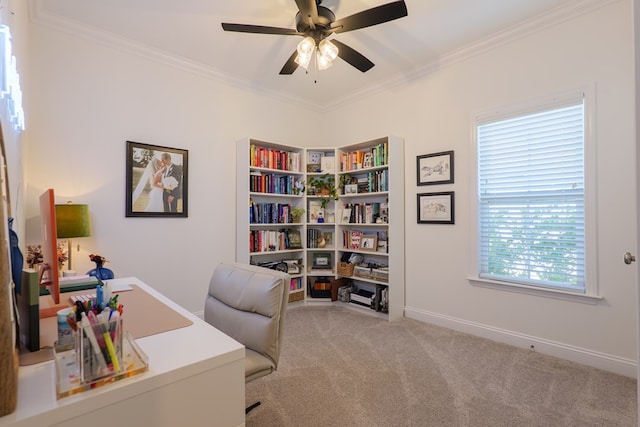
[87,253,114,280]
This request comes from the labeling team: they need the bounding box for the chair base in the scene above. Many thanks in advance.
[246,401,261,414]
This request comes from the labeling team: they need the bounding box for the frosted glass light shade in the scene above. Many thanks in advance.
[316,50,333,70]
[55,203,91,238]
[318,39,338,61]
[295,52,312,69]
[297,36,315,57]
[295,36,315,70]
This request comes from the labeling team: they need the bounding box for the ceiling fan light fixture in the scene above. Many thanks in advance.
[318,39,338,61]
[297,36,315,57]
[316,50,333,70]
[295,52,312,69]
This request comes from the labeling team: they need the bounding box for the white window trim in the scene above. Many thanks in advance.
[468,85,600,303]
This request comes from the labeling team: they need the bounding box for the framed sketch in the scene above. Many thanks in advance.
[126,141,189,218]
[417,150,454,186]
[417,192,455,224]
[320,156,335,174]
[344,184,358,194]
[360,235,378,252]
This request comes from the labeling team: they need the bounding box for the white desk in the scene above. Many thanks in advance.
[0,277,246,427]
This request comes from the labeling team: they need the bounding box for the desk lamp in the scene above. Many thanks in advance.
[55,202,91,272]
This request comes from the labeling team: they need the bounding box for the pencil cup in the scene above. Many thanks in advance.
[76,317,123,383]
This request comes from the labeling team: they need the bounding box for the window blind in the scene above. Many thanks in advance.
[477,101,585,292]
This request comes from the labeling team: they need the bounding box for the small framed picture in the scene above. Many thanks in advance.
[417,150,454,186]
[359,235,378,252]
[126,141,188,217]
[417,192,455,224]
[320,156,335,174]
[345,184,358,194]
[312,252,332,269]
[308,151,323,165]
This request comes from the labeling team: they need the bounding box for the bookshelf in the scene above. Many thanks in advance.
[335,137,404,321]
[236,137,404,320]
[236,139,306,302]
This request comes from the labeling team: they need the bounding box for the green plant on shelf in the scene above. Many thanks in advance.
[290,207,305,223]
[307,174,338,209]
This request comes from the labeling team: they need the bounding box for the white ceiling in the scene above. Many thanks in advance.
[30,0,581,110]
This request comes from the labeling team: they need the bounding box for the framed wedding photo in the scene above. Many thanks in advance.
[417,192,455,224]
[417,150,454,186]
[126,140,189,218]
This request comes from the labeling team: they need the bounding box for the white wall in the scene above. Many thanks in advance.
[24,24,316,311]
[325,1,638,376]
[23,1,638,375]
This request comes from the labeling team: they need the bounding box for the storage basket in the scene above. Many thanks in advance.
[288,291,304,303]
[336,262,355,277]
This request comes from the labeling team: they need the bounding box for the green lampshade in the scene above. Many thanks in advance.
[55,203,91,238]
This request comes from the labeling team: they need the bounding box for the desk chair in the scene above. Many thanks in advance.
[204,262,289,414]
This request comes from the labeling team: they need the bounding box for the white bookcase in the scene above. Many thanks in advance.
[235,138,306,302]
[236,137,404,320]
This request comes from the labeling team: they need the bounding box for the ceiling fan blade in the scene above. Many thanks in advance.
[330,1,408,34]
[332,39,374,73]
[295,0,319,29]
[279,50,300,75]
[221,23,301,36]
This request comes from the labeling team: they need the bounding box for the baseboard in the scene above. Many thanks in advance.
[404,306,637,379]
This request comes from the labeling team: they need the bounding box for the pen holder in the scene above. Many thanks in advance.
[76,317,123,383]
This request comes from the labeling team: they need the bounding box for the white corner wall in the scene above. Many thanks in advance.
[325,1,637,376]
[24,23,318,312]
[23,0,638,376]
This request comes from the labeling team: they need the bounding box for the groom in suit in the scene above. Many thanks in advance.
[161,152,182,213]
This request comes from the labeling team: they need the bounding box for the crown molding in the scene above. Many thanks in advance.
[29,0,622,113]
[323,0,622,111]
[28,0,324,111]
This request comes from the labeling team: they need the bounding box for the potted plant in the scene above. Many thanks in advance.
[307,174,339,209]
[290,207,305,223]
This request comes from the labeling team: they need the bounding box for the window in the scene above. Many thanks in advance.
[476,96,588,293]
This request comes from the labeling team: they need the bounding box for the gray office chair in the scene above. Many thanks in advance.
[204,262,289,414]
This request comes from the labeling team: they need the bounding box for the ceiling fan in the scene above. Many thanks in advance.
[221,0,408,74]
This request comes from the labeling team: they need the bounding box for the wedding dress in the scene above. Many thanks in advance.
[146,185,164,212]
[132,156,165,212]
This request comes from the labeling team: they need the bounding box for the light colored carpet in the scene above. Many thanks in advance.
[245,305,637,426]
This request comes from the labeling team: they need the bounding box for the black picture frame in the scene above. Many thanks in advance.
[417,150,454,186]
[312,252,332,269]
[417,191,455,224]
[126,141,188,218]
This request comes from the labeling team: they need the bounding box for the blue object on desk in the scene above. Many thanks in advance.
[87,255,114,279]
[87,266,114,280]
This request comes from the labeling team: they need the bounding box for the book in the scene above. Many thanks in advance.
[59,275,99,287]
[349,230,362,250]
[380,201,389,223]
[341,208,352,224]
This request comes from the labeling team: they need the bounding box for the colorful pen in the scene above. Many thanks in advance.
[80,312,108,372]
